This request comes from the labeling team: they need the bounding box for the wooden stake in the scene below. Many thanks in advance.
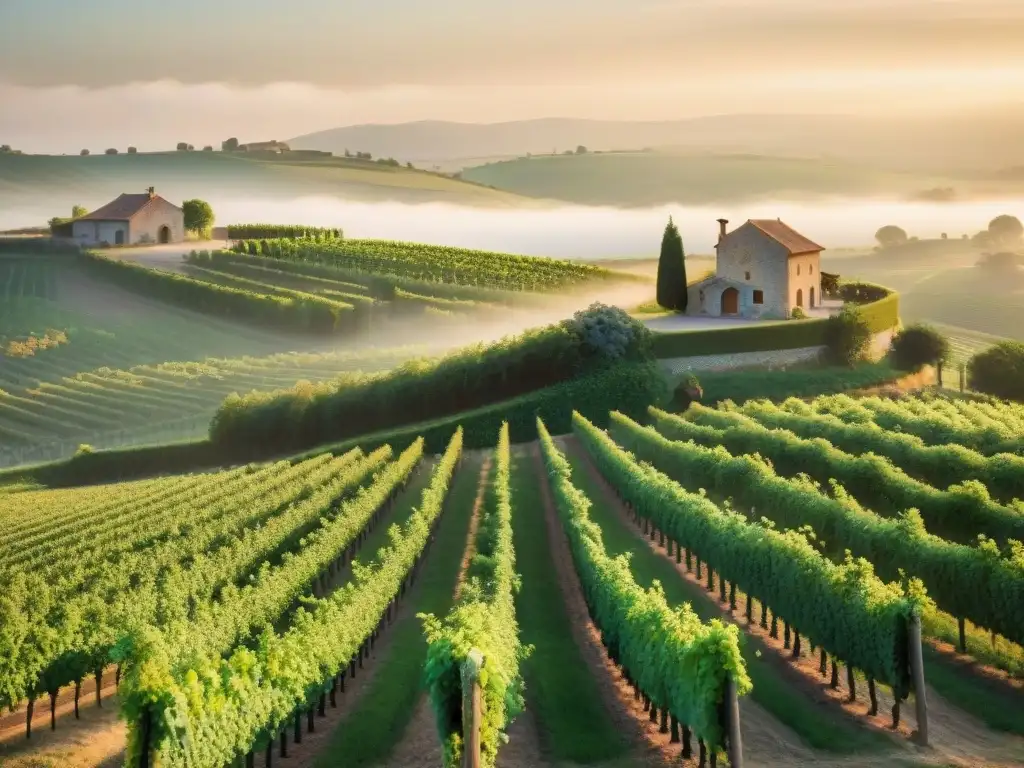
[909,614,929,746]
[462,649,484,768]
[727,676,744,768]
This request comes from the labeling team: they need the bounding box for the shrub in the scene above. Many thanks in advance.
[790,307,807,320]
[968,342,1024,402]
[890,324,950,371]
[823,306,871,366]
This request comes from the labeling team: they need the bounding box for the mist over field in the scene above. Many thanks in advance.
[5,195,1022,258]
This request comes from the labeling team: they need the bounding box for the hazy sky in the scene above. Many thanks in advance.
[2,0,1023,152]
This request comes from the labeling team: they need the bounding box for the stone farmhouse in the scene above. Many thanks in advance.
[687,218,825,319]
[72,188,184,246]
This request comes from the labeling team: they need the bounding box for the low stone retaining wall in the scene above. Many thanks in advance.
[661,328,895,374]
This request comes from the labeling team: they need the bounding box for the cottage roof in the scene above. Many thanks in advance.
[78,193,179,222]
[746,219,824,255]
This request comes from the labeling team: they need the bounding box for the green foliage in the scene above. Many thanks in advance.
[823,305,872,365]
[210,304,656,454]
[227,224,343,240]
[421,424,528,768]
[121,431,463,767]
[182,199,215,234]
[890,323,950,371]
[538,418,749,749]
[686,361,899,406]
[790,306,807,320]
[228,236,622,293]
[79,250,356,335]
[728,397,1024,504]
[575,411,925,698]
[656,405,1024,546]
[987,214,1024,249]
[968,341,1024,402]
[74,443,94,456]
[656,216,687,311]
[71,205,88,219]
[607,411,1024,650]
[875,225,908,248]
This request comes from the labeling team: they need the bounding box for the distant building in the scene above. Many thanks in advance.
[688,218,825,319]
[71,188,185,246]
[238,140,290,153]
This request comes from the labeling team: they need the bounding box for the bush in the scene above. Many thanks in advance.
[823,305,872,366]
[890,324,950,371]
[210,304,655,453]
[968,342,1024,402]
[790,307,807,320]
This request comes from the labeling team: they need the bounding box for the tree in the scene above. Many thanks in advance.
[0,145,11,153]
[222,137,239,151]
[968,341,1024,401]
[875,225,908,248]
[105,148,118,155]
[127,146,138,154]
[203,145,214,152]
[823,306,871,365]
[176,142,189,151]
[576,145,588,154]
[890,324,950,371]
[80,149,90,156]
[182,199,215,236]
[72,205,88,219]
[656,216,687,311]
[987,214,1024,248]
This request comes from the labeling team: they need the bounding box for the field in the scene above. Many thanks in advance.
[459,151,986,208]
[0,152,531,227]
[1,391,1023,768]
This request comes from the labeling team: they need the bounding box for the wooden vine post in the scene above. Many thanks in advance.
[908,614,929,746]
[726,676,744,768]
[461,648,485,768]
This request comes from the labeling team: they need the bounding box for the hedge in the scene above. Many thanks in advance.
[0,362,666,489]
[652,281,899,359]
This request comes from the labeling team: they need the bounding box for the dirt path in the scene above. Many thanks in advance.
[0,666,119,742]
[532,443,675,767]
[386,455,495,768]
[0,690,125,768]
[564,436,1024,768]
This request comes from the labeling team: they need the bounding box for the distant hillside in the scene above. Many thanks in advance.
[0,151,531,229]
[290,109,1024,171]
[459,151,982,208]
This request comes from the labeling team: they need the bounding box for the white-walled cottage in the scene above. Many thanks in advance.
[688,218,825,319]
[72,188,184,246]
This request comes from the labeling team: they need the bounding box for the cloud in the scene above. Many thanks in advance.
[2,0,1024,88]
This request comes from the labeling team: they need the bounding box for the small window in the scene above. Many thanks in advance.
[752,290,764,305]
[810,264,814,275]
[745,271,751,280]
[797,264,801,276]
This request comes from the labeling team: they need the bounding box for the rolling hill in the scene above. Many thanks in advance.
[0,150,533,230]
[289,109,1024,172]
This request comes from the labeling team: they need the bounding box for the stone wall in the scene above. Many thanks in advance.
[660,327,895,375]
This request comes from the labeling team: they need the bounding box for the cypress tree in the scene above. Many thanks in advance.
[656,216,687,311]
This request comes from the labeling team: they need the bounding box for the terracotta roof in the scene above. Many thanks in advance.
[746,219,825,255]
[77,193,178,221]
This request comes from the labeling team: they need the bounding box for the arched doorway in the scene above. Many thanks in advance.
[809,287,816,308]
[720,287,739,315]
[796,288,804,308]
[158,225,171,244]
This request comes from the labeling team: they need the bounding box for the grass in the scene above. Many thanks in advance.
[509,449,631,763]
[559,441,894,755]
[460,151,954,207]
[313,454,483,767]
[920,646,1024,736]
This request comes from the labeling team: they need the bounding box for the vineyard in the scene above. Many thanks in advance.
[0,346,426,467]
[228,236,627,292]
[1,392,1022,768]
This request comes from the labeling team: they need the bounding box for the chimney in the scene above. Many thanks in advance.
[147,186,155,198]
[716,218,729,245]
